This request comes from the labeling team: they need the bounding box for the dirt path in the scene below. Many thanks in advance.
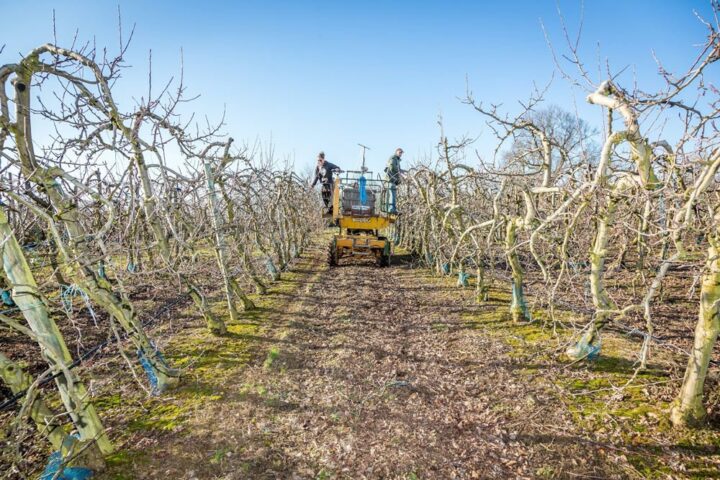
[215,252,612,479]
[100,240,720,479]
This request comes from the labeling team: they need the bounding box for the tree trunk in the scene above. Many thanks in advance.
[505,218,531,322]
[10,64,177,394]
[670,222,720,427]
[0,209,111,456]
[0,351,66,451]
[588,176,637,341]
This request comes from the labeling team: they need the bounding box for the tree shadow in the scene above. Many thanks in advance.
[574,355,668,377]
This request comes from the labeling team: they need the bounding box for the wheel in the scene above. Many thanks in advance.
[378,253,390,267]
[327,240,338,267]
[377,239,391,267]
[376,248,390,267]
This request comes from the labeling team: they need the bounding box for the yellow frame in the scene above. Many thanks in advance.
[329,175,395,261]
[335,235,388,250]
[332,177,395,229]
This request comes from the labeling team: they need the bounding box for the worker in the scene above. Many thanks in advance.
[384,147,404,213]
[310,151,342,214]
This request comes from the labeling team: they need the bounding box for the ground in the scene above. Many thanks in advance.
[3,236,719,479]
[72,235,717,480]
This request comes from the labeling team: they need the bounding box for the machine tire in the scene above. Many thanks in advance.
[378,254,390,267]
[377,239,391,267]
[327,240,338,267]
[377,248,390,267]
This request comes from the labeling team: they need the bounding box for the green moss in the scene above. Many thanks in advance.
[517,366,539,375]
[685,459,720,479]
[264,347,280,369]
[614,404,658,419]
[93,394,124,410]
[104,450,150,478]
[567,377,612,391]
[626,453,675,478]
[209,447,231,465]
[560,370,676,440]
[534,466,555,478]
[105,450,145,467]
[431,322,449,331]
[452,276,688,446]
[177,383,223,401]
[239,382,267,397]
[127,402,187,432]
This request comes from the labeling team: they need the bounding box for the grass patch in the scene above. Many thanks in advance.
[425,269,720,475]
[104,450,150,478]
[263,347,280,369]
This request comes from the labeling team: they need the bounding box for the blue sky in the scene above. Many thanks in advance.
[1,1,716,174]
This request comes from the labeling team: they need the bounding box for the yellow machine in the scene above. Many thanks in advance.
[327,152,397,267]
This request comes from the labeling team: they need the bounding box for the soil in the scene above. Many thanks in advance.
[80,238,719,479]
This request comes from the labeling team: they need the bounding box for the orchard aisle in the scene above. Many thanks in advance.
[216,250,607,479]
[101,238,718,479]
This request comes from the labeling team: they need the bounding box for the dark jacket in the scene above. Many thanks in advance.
[385,155,401,184]
[311,161,340,188]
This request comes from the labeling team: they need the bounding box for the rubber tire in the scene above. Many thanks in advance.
[378,239,391,267]
[378,253,390,268]
[328,241,338,267]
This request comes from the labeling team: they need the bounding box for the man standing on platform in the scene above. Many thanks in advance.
[384,147,403,213]
[311,151,342,215]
